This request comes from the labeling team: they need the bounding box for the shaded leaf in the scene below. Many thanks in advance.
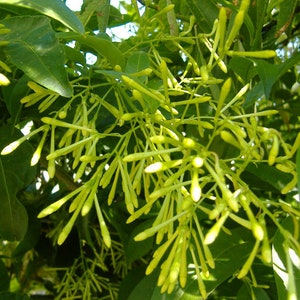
[0,0,84,33]
[0,169,28,241]
[0,125,36,241]
[186,0,218,33]
[0,16,73,97]
[242,162,292,192]
[0,259,9,292]
[237,284,271,300]
[276,0,297,37]
[253,52,300,99]
[125,219,154,263]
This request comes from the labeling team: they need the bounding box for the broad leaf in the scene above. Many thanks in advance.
[126,51,150,73]
[237,284,271,300]
[0,125,36,241]
[0,16,73,97]
[124,219,154,263]
[0,171,28,241]
[242,163,292,192]
[186,0,218,33]
[272,216,300,300]
[0,0,84,33]
[253,52,300,99]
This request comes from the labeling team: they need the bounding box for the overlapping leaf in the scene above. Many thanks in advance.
[0,16,73,97]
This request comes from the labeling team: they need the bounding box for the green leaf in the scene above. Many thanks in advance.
[237,283,271,300]
[242,163,292,192]
[0,259,9,292]
[229,57,257,82]
[126,268,160,300]
[0,292,30,300]
[0,167,28,241]
[57,32,125,68]
[272,216,300,300]
[0,0,84,33]
[0,16,73,97]
[185,0,218,33]
[276,0,297,36]
[0,125,36,241]
[296,147,300,194]
[125,219,155,263]
[253,52,300,99]
[125,51,150,73]
[186,228,254,297]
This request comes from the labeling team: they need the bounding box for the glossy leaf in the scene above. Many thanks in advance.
[0,0,84,33]
[0,16,73,97]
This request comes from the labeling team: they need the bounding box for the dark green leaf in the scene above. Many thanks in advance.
[118,266,148,300]
[0,16,73,97]
[126,268,160,300]
[242,163,292,192]
[253,52,300,99]
[0,169,28,241]
[125,219,154,263]
[229,57,257,82]
[276,0,297,36]
[0,125,36,241]
[0,0,84,33]
[12,209,41,257]
[186,0,218,33]
[237,283,271,300]
[0,259,9,292]
[296,146,300,194]
[0,292,30,300]
[272,216,300,300]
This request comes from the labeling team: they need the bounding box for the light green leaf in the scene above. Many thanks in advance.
[126,51,150,73]
[0,16,73,97]
[0,0,84,33]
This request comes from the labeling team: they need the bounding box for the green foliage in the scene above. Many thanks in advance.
[0,0,300,299]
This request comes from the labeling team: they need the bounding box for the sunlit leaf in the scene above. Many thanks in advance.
[0,16,73,97]
[0,0,84,33]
